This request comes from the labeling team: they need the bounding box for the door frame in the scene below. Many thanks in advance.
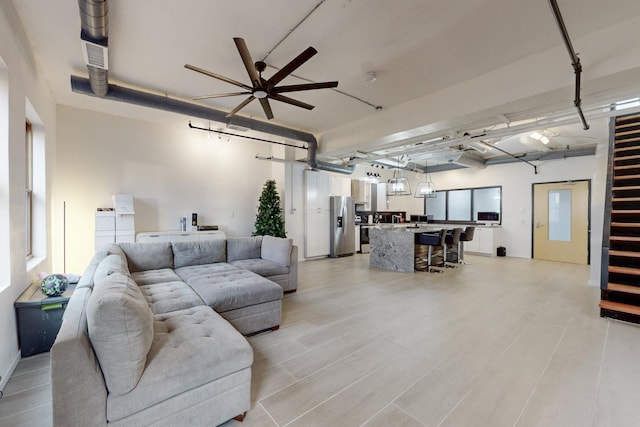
[531,179,591,264]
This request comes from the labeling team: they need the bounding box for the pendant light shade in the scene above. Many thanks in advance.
[414,175,436,198]
[387,156,411,196]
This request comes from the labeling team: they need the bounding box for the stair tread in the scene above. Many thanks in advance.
[610,235,640,241]
[614,165,640,170]
[609,249,640,257]
[613,186,640,190]
[614,174,640,180]
[600,300,640,316]
[608,265,640,275]
[616,136,640,144]
[611,222,640,227]
[615,155,640,161]
[612,197,640,202]
[608,283,640,295]
[616,113,640,123]
[614,146,640,153]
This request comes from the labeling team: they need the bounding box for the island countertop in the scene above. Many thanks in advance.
[369,226,437,272]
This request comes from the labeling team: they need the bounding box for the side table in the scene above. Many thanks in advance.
[14,282,75,357]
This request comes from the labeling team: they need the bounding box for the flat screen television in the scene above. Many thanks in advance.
[477,211,500,222]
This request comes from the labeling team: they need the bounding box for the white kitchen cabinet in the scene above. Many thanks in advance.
[351,180,371,210]
[464,227,496,256]
[331,175,351,197]
[305,170,331,257]
[376,183,388,210]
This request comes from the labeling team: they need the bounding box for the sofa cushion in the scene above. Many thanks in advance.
[138,281,204,314]
[130,268,182,286]
[261,235,292,266]
[175,264,283,312]
[119,242,174,273]
[87,273,154,395]
[229,258,289,277]
[77,244,127,290]
[226,236,262,262]
[172,240,226,268]
[94,254,130,283]
[106,305,253,422]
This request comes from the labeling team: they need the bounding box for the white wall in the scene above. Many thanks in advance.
[0,2,56,390]
[53,106,289,274]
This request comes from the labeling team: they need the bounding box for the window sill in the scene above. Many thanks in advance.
[26,256,46,273]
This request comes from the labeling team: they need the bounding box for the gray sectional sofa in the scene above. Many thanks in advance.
[51,235,297,426]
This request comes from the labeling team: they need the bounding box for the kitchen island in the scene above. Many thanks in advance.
[369,225,436,272]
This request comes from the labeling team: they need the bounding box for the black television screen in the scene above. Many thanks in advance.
[477,211,499,222]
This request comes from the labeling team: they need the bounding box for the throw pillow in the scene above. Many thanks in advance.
[227,236,263,262]
[87,273,154,395]
[261,235,292,266]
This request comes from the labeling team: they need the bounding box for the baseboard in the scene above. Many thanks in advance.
[0,349,21,393]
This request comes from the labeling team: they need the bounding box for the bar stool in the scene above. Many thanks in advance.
[415,229,447,272]
[444,228,463,266]
[458,226,476,264]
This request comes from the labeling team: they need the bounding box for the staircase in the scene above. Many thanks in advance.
[601,113,640,322]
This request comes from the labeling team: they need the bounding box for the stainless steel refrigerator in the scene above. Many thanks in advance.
[330,196,355,257]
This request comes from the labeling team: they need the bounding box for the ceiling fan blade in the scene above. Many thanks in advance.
[185,64,252,91]
[226,95,255,118]
[259,98,274,120]
[272,81,339,93]
[192,92,252,100]
[268,47,317,87]
[233,38,261,88]
[269,93,314,110]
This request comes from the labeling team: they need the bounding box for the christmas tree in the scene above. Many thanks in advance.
[253,179,286,237]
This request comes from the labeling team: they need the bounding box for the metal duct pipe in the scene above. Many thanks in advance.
[314,160,355,175]
[78,0,109,96]
[70,76,336,171]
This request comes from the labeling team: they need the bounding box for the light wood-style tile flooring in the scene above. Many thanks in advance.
[2,254,640,427]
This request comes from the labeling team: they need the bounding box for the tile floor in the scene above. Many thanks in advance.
[2,254,640,427]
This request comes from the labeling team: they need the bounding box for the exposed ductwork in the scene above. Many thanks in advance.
[79,0,109,96]
[70,76,356,174]
[73,1,358,174]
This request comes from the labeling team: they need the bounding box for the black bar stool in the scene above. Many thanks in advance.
[415,229,447,272]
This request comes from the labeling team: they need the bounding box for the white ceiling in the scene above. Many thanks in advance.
[10,0,640,168]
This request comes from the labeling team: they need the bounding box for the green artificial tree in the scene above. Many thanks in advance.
[253,179,287,237]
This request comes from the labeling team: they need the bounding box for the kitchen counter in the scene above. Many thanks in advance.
[369,226,437,272]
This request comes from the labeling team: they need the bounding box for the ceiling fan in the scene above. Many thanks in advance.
[185,38,338,120]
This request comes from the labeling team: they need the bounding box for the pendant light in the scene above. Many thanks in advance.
[387,156,411,196]
[414,162,436,198]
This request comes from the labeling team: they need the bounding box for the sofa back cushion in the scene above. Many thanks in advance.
[227,236,263,262]
[261,236,292,266]
[172,240,226,268]
[94,253,130,283]
[87,273,154,395]
[77,244,128,290]
[119,242,173,273]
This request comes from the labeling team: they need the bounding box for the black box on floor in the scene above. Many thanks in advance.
[497,246,506,257]
[14,283,74,357]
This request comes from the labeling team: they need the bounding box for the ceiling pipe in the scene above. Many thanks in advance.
[70,76,355,174]
[78,0,109,96]
[548,0,589,130]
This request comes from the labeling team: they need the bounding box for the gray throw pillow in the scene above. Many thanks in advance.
[119,242,174,273]
[172,240,226,268]
[261,235,292,266]
[87,273,154,395]
[227,236,263,261]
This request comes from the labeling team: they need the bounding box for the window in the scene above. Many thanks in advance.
[426,186,502,223]
[26,121,33,257]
